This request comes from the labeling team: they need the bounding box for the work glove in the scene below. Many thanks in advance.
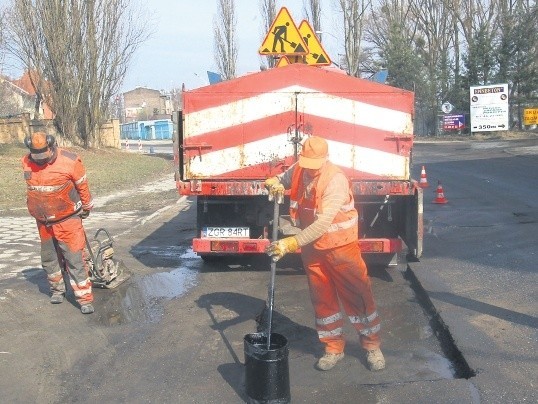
[79,210,90,219]
[265,236,299,262]
[265,177,285,204]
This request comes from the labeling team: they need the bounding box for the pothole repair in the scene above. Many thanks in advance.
[403,265,476,379]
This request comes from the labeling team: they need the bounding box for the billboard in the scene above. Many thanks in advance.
[469,84,509,132]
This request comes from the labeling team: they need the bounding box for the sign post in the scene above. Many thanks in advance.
[469,84,509,132]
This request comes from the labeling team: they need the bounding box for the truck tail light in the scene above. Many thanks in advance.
[211,241,239,252]
[359,238,402,253]
[359,240,385,253]
[243,243,259,252]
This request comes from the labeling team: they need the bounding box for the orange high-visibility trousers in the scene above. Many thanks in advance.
[37,216,93,306]
[301,242,381,353]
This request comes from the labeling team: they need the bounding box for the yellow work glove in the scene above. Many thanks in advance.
[264,177,285,203]
[265,236,299,262]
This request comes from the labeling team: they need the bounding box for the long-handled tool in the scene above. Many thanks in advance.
[244,197,290,403]
[265,198,280,349]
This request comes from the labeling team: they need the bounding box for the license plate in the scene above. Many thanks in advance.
[202,227,250,239]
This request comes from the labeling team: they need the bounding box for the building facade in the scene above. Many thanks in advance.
[123,87,172,123]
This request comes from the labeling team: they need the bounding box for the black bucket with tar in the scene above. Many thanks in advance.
[244,332,290,404]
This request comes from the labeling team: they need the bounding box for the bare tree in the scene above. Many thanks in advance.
[259,0,277,68]
[409,0,456,99]
[365,1,434,132]
[214,0,238,80]
[337,0,371,77]
[447,0,499,86]
[1,6,23,118]
[406,0,457,134]
[5,0,149,147]
[304,0,322,33]
[0,5,6,72]
[169,87,183,113]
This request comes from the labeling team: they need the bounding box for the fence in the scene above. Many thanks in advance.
[120,119,173,140]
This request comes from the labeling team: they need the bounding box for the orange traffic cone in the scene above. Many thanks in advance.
[433,181,448,204]
[419,165,429,188]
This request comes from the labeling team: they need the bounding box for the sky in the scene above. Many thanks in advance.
[0,1,341,93]
[124,0,340,92]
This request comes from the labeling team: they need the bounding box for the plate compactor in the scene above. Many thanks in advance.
[84,228,130,289]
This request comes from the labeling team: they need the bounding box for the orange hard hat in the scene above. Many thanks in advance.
[298,136,328,169]
[27,132,50,152]
[25,132,56,164]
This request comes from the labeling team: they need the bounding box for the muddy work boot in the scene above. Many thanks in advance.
[315,352,344,371]
[80,304,94,314]
[366,348,385,371]
[50,293,64,304]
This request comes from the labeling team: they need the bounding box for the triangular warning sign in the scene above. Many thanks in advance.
[276,56,291,68]
[297,20,332,66]
[259,7,308,56]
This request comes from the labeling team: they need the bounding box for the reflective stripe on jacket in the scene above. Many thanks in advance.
[22,148,93,224]
[289,162,358,250]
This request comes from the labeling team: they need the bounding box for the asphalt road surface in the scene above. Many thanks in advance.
[410,137,537,403]
[0,137,536,403]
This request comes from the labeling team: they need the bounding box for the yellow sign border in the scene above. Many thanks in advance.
[297,20,332,66]
[259,7,309,56]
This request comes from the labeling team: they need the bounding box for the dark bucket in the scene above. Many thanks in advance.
[244,332,290,404]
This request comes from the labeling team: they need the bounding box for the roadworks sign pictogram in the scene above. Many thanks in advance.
[259,7,308,56]
[297,20,331,66]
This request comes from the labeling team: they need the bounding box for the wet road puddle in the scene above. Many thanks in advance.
[94,246,200,326]
[409,347,455,379]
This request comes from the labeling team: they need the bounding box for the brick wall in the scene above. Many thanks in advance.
[0,115,121,148]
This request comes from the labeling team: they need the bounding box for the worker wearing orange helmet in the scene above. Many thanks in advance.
[21,132,95,314]
[265,136,385,371]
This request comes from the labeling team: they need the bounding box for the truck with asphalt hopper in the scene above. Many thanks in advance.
[174,63,423,266]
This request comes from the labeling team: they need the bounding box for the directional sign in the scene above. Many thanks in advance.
[470,84,509,132]
[297,20,331,66]
[259,7,308,56]
[442,114,465,131]
[275,56,291,68]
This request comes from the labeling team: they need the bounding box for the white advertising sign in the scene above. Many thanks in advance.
[469,84,509,132]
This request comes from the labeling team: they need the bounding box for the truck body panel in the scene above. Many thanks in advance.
[175,64,423,264]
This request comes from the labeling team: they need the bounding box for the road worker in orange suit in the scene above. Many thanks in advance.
[265,136,385,371]
[22,132,95,314]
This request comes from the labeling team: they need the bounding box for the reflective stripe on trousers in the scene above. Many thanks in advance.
[302,242,381,352]
[38,216,93,305]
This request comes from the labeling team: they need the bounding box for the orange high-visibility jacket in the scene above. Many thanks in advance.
[289,162,358,250]
[22,148,93,224]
